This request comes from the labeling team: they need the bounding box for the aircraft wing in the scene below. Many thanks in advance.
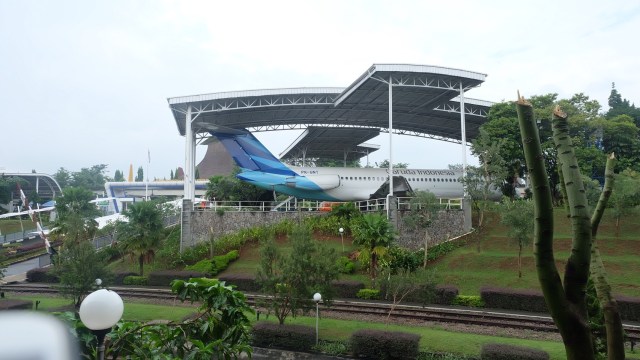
[0,206,54,219]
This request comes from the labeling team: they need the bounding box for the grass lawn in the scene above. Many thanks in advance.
[0,219,37,234]
[431,208,640,297]
[12,295,198,322]
[11,294,640,359]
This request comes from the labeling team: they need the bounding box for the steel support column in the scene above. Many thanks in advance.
[388,76,394,198]
[459,83,468,186]
[184,106,194,201]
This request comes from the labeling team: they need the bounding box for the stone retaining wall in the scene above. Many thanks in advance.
[185,208,466,250]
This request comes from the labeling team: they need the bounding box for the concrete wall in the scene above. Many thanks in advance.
[184,207,467,250]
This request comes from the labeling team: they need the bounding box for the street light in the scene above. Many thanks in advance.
[79,286,124,360]
[339,227,344,252]
[313,292,322,345]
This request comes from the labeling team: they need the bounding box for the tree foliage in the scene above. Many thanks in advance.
[71,278,254,359]
[205,171,270,202]
[53,241,112,307]
[119,200,164,276]
[53,187,101,242]
[0,175,25,204]
[376,159,409,169]
[135,166,144,182]
[256,225,339,324]
[499,199,534,278]
[352,213,395,286]
[113,169,124,182]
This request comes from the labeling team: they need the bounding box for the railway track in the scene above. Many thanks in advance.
[4,283,640,342]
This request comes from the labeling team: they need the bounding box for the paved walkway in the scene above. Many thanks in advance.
[1,272,27,284]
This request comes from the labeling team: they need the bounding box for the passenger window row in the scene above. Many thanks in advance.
[339,176,460,182]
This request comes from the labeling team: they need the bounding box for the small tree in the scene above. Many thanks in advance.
[403,190,440,267]
[119,201,164,276]
[381,267,437,320]
[256,225,339,324]
[54,241,112,307]
[499,199,534,278]
[608,169,640,236]
[352,213,395,287]
[135,166,144,182]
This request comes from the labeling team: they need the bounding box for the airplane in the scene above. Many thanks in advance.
[209,129,475,202]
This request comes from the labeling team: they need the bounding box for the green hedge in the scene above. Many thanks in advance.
[123,275,148,286]
[218,273,261,292]
[480,343,549,360]
[357,288,380,300]
[351,329,420,360]
[184,250,240,276]
[336,256,355,274]
[26,267,59,283]
[251,322,315,352]
[480,287,547,313]
[332,280,365,299]
[452,295,485,308]
[147,270,207,287]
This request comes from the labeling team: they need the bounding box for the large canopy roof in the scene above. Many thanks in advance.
[168,64,492,144]
[279,126,381,163]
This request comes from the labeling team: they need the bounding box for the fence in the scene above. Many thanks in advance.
[189,197,464,213]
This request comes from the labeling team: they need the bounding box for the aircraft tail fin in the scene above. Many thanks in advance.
[209,130,297,176]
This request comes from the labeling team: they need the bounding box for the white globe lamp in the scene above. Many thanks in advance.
[79,288,124,360]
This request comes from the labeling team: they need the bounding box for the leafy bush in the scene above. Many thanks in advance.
[388,246,422,273]
[251,322,315,352]
[331,280,365,298]
[417,352,479,360]
[123,275,148,286]
[313,339,349,356]
[351,329,420,360]
[113,271,138,285]
[357,288,380,300]
[480,343,549,360]
[480,287,547,313]
[336,256,355,274]
[452,295,485,308]
[148,270,206,287]
[26,267,59,283]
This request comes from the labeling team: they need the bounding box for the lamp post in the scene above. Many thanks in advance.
[313,292,322,345]
[79,283,124,360]
[339,227,344,252]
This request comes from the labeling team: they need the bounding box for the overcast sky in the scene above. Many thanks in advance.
[1,1,639,180]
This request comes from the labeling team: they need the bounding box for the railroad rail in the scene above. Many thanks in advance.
[4,283,640,343]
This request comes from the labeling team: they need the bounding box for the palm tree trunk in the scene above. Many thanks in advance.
[139,254,144,276]
[518,243,522,278]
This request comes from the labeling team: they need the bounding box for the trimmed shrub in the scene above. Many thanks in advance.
[211,250,239,274]
[331,280,365,299]
[452,295,485,308]
[123,275,148,286]
[26,267,59,283]
[336,256,355,274]
[433,285,459,305]
[401,284,458,305]
[218,273,260,292]
[185,259,213,274]
[480,287,547,313]
[251,322,315,352]
[616,295,640,322]
[351,329,420,360]
[113,271,138,285]
[357,288,380,300]
[0,299,33,310]
[147,270,206,287]
[480,343,549,360]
